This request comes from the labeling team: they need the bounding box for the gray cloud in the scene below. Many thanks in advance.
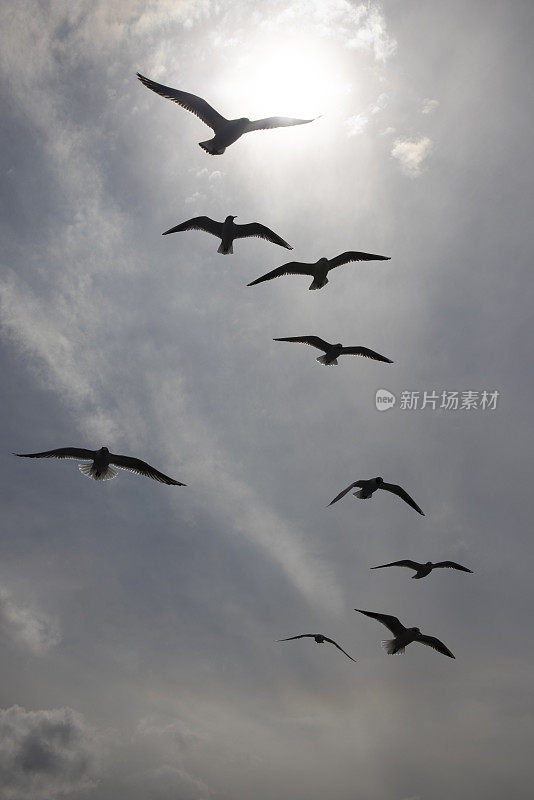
[0,706,100,800]
[0,588,60,653]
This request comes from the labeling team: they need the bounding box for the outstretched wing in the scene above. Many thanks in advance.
[235,222,292,249]
[248,262,315,286]
[433,561,473,573]
[354,609,406,636]
[136,73,227,131]
[323,637,357,662]
[328,251,391,269]
[380,483,424,515]
[416,633,455,659]
[246,116,317,132]
[14,447,95,461]
[110,454,185,486]
[162,216,223,237]
[273,336,331,351]
[328,481,363,506]
[277,634,316,641]
[340,346,393,363]
[370,560,422,571]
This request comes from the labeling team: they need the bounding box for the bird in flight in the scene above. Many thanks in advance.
[329,477,423,515]
[248,251,390,290]
[162,215,292,255]
[137,73,318,155]
[370,559,473,579]
[273,336,393,366]
[14,447,185,485]
[354,609,455,658]
[277,634,356,662]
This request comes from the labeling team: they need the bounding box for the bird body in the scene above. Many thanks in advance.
[329,476,424,515]
[248,251,390,290]
[277,633,356,662]
[370,559,473,579]
[273,336,392,366]
[355,609,455,658]
[137,73,317,154]
[162,214,292,255]
[14,447,185,486]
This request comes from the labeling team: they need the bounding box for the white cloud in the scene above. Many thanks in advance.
[346,112,369,136]
[391,136,433,176]
[422,98,439,114]
[0,588,60,653]
[0,706,101,800]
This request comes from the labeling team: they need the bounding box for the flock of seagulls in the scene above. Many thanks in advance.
[13,71,474,672]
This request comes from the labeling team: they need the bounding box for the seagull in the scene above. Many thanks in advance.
[137,73,318,155]
[329,477,423,515]
[354,609,455,658]
[162,215,292,255]
[248,251,390,290]
[277,634,357,662]
[14,447,185,485]
[370,559,473,579]
[273,337,393,366]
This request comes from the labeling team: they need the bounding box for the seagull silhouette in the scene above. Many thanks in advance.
[354,609,455,658]
[277,634,356,662]
[162,215,292,254]
[273,337,393,366]
[14,447,185,485]
[248,251,390,290]
[370,560,473,579]
[329,477,423,515]
[137,73,318,154]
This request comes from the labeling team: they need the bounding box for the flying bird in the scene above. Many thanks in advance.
[273,337,393,366]
[248,251,390,290]
[14,447,185,485]
[354,609,455,658]
[329,477,423,515]
[162,215,292,254]
[370,559,473,579]
[137,73,318,154]
[277,634,356,662]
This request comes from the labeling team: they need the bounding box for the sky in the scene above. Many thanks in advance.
[0,0,533,798]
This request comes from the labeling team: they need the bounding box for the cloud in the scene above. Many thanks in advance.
[0,706,101,800]
[345,5,397,61]
[422,98,439,114]
[0,588,60,653]
[391,136,433,176]
[346,112,369,136]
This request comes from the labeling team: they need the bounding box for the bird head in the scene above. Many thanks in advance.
[100,447,109,453]
[225,215,237,222]
[425,561,432,567]
[375,476,384,484]
[409,627,421,634]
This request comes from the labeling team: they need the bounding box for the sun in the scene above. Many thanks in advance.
[225,34,352,120]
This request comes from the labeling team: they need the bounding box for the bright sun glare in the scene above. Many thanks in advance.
[229,36,352,119]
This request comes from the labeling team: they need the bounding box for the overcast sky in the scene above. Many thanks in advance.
[1,1,533,798]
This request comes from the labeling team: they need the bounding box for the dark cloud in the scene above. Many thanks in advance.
[0,706,100,799]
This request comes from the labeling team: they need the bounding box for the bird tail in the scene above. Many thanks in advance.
[217,242,233,254]
[381,639,405,655]
[309,276,328,290]
[199,139,225,155]
[316,355,338,365]
[78,463,118,481]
